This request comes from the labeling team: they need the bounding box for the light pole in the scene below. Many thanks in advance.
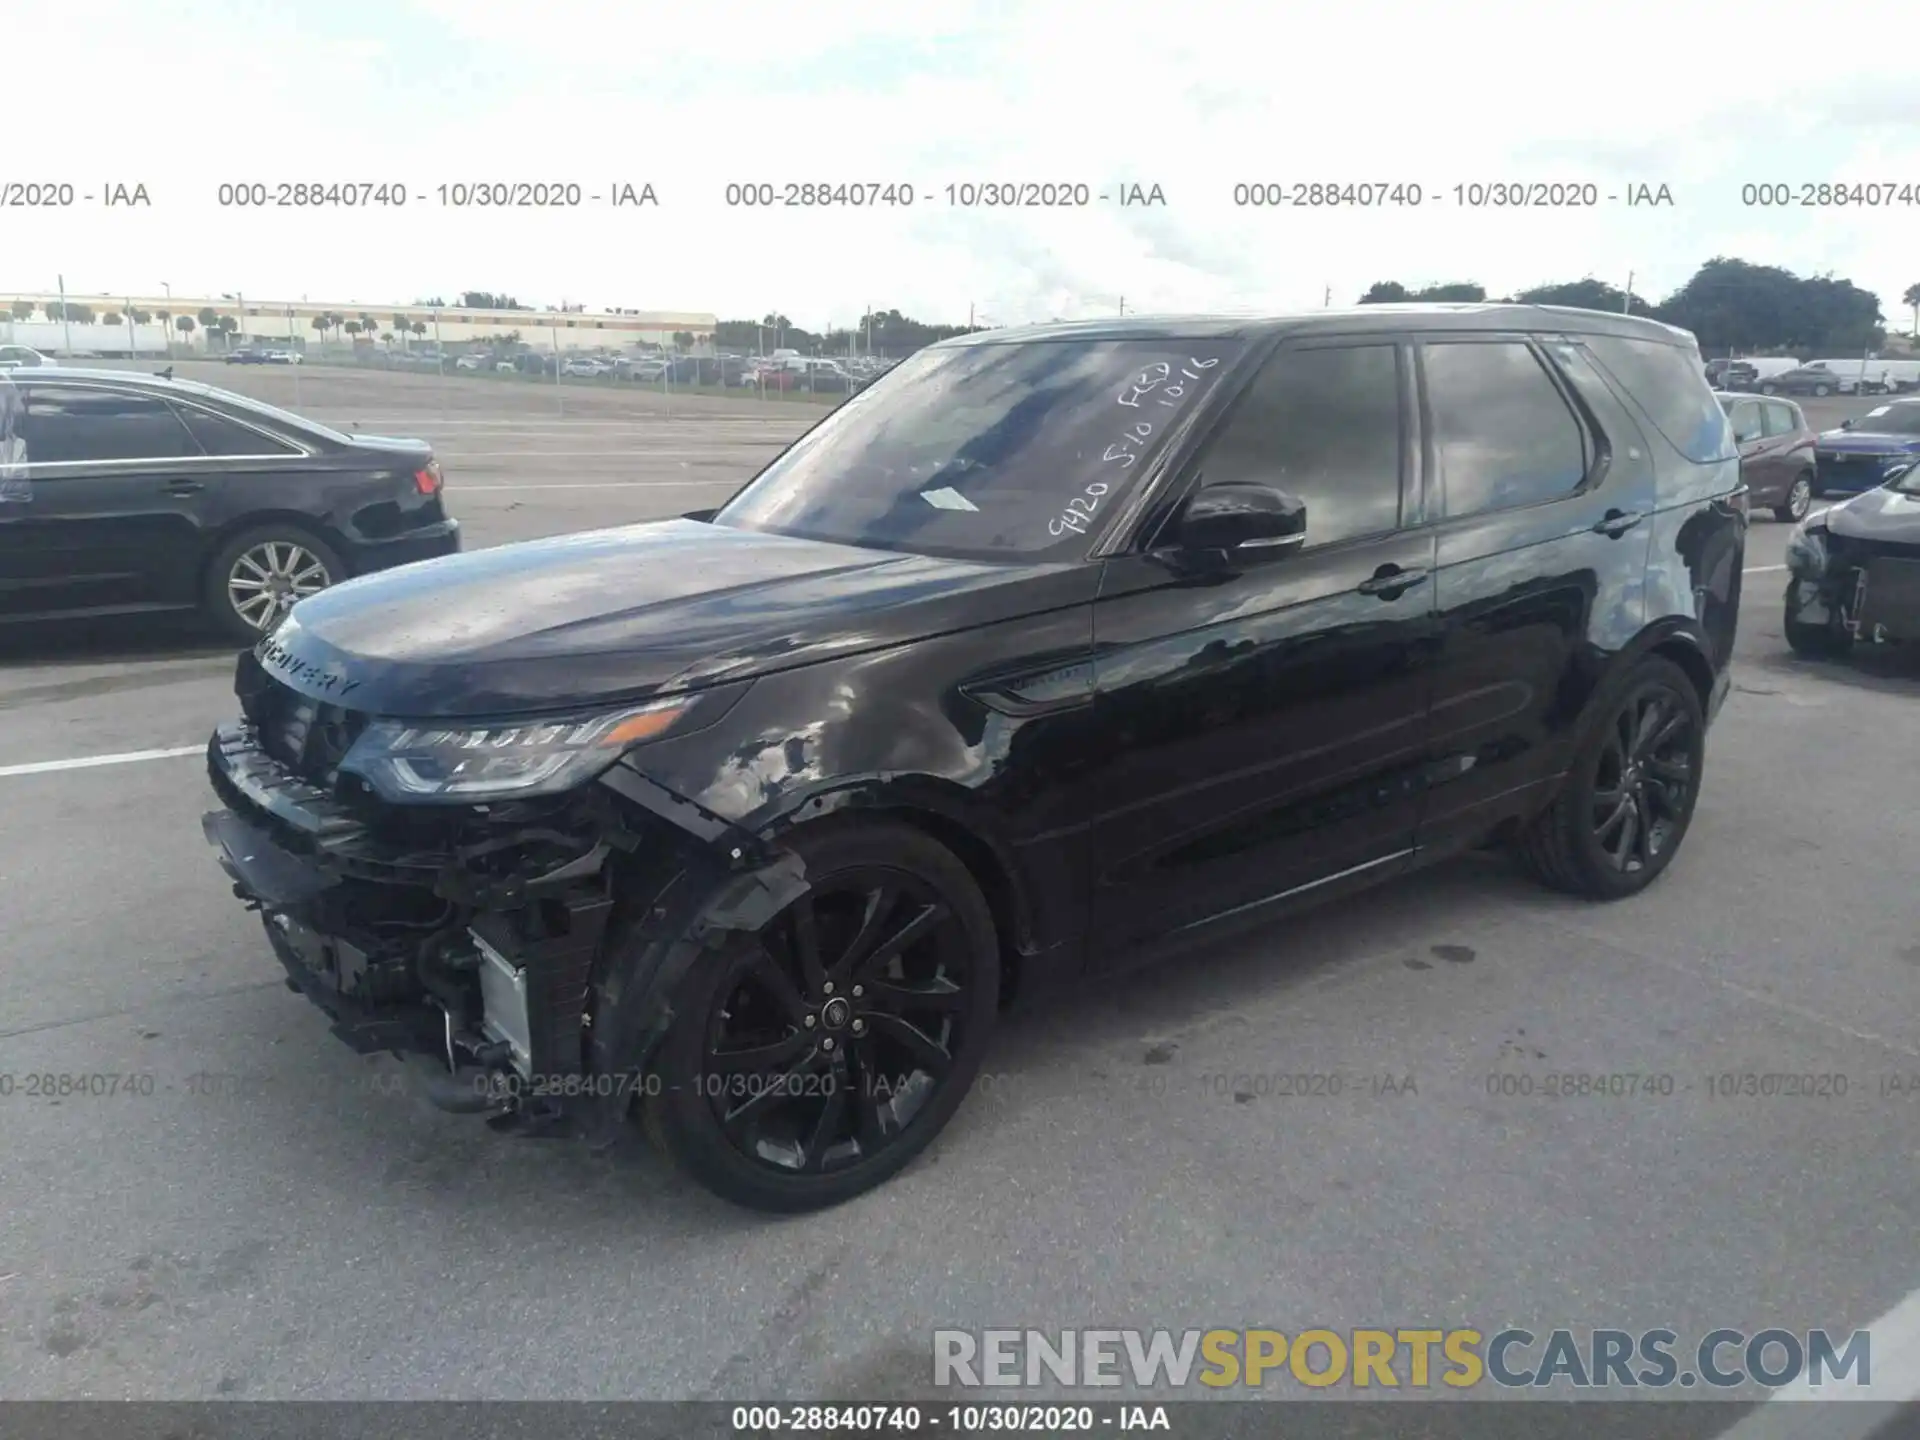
[222,291,245,349]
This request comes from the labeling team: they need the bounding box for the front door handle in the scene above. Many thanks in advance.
[1592,509,1644,538]
[164,479,204,495]
[1357,566,1428,599]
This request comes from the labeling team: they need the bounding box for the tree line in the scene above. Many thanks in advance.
[1359,259,1920,356]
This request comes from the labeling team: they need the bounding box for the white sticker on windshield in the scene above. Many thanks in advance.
[920,487,979,511]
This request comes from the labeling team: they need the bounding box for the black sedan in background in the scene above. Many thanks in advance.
[0,369,459,641]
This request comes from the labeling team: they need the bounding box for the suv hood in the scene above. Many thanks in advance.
[254,519,1070,717]
[1825,484,1920,545]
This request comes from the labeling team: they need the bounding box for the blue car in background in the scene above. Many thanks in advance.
[1813,399,1920,496]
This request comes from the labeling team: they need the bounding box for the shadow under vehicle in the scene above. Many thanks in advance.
[199,304,1746,1212]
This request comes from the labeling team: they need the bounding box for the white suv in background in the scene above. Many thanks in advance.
[0,345,56,369]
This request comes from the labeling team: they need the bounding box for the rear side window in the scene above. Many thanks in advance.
[1761,402,1799,438]
[1726,401,1763,443]
[15,385,200,464]
[1422,341,1588,520]
[1186,343,1404,548]
[1584,334,1734,463]
[173,404,299,457]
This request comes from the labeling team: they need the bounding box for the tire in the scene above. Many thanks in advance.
[1785,608,1853,659]
[641,820,1000,1212]
[202,524,347,644]
[1813,384,1831,398]
[1774,473,1814,523]
[1516,657,1707,901]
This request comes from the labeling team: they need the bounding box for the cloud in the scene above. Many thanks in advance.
[8,0,1919,327]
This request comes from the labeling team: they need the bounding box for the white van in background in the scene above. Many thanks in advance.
[1803,357,1920,394]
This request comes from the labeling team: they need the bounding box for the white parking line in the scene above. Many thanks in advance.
[1714,1285,1920,1435]
[1745,565,1787,574]
[0,745,203,779]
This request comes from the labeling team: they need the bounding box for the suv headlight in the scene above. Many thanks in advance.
[1784,522,1828,578]
[340,684,746,802]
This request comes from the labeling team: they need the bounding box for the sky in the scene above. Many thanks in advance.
[8,0,1920,332]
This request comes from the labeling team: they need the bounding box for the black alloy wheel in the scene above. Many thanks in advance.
[1587,688,1697,878]
[1775,473,1813,523]
[1517,657,1706,900]
[643,821,999,1211]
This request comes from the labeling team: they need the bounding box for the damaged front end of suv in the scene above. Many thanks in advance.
[1784,460,1920,658]
[203,632,805,1143]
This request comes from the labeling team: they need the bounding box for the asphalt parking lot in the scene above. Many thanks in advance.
[1,370,1917,1422]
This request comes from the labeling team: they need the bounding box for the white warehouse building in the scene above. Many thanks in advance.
[0,293,719,355]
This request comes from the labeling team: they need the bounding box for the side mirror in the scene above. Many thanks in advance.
[1840,418,1855,429]
[682,508,717,523]
[1175,482,1307,555]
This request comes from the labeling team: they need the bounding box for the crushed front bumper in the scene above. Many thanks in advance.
[203,722,617,1122]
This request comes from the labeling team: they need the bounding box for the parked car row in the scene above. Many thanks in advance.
[225,347,303,366]
[1706,355,1920,396]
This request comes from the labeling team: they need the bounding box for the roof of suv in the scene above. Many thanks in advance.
[942,303,1698,349]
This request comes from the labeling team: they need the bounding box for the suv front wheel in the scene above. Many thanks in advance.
[1516,657,1706,901]
[639,820,1001,1212]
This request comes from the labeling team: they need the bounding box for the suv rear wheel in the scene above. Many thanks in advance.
[1516,657,1706,901]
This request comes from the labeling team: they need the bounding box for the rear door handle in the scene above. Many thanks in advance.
[164,479,204,495]
[1357,566,1428,599]
[1592,509,1644,538]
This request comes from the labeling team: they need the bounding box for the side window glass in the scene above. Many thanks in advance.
[1423,341,1587,520]
[173,405,299,457]
[1583,334,1734,462]
[1729,403,1763,444]
[1186,343,1403,548]
[1761,402,1796,438]
[17,386,199,463]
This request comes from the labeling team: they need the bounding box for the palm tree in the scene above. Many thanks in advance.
[101,310,122,325]
[10,300,34,321]
[311,315,330,348]
[410,319,428,341]
[1904,283,1920,341]
[175,315,196,348]
[129,308,151,326]
[344,320,362,343]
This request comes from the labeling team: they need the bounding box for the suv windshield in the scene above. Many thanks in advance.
[1853,404,1920,435]
[714,337,1246,560]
